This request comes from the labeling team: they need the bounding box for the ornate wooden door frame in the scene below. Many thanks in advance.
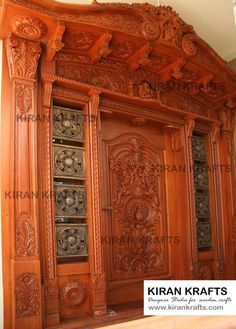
[1,1,236,328]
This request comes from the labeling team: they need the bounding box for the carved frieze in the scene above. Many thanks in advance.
[15,212,37,256]
[63,30,96,50]
[59,280,86,306]
[56,224,88,258]
[54,183,87,218]
[53,106,84,142]
[15,273,40,318]
[53,145,86,179]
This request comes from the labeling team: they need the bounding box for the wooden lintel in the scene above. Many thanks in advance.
[89,31,113,64]
[128,43,152,72]
[46,22,65,61]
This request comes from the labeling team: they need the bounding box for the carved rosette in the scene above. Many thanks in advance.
[59,280,86,307]
[15,273,40,318]
[15,212,37,256]
[12,15,47,40]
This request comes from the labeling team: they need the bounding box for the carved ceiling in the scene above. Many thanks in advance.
[1,0,236,117]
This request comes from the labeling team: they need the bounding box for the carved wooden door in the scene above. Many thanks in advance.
[101,116,170,305]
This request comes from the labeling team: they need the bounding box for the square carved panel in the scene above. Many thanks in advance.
[197,222,212,249]
[54,183,87,218]
[192,136,207,161]
[195,193,210,218]
[53,106,84,142]
[193,164,209,189]
[56,224,88,258]
[53,144,86,179]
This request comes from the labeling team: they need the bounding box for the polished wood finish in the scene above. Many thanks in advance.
[0,1,236,328]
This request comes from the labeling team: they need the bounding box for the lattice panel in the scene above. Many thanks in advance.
[195,193,210,218]
[53,106,84,142]
[54,183,87,218]
[197,222,212,249]
[193,164,209,190]
[192,136,207,161]
[54,144,86,179]
[56,224,88,258]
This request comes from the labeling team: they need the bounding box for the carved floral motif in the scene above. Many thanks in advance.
[12,15,47,40]
[60,280,86,306]
[15,212,37,256]
[109,136,166,275]
[5,36,41,79]
[63,31,96,50]
[15,84,33,114]
[15,273,40,318]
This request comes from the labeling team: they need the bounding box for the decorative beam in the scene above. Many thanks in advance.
[89,31,113,64]
[46,22,65,61]
[128,43,152,72]
[159,58,185,81]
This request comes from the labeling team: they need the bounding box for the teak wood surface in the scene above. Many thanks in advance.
[0,0,236,328]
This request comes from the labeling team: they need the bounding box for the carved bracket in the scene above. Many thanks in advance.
[46,22,65,61]
[89,31,113,64]
[128,43,152,72]
[159,58,185,81]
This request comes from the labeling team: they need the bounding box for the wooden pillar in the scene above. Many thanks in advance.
[87,91,107,315]
[184,116,199,279]
[210,124,226,279]
[38,74,60,327]
[5,35,43,329]
[218,105,236,279]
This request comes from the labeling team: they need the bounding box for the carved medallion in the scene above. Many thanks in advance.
[56,224,88,257]
[15,273,40,318]
[15,212,37,256]
[12,15,47,40]
[60,280,86,306]
[53,106,84,142]
[199,265,213,280]
[54,145,85,179]
[54,184,87,218]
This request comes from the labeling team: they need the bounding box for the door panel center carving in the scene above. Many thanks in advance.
[106,135,168,280]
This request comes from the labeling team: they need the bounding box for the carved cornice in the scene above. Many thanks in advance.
[5,35,41,80]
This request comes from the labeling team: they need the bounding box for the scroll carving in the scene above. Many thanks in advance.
[46,22,65,61]
[15,212,37,256]
[15,273,40,318]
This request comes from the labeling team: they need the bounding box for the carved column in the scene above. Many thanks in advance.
[38,75,60,326]
[87,91,107,315]
[184,117,199,279]
[210,124,225,278]
[5,35,42,329]
[218,105,236,278]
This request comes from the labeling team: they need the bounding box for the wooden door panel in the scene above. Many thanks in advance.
[101,124,170,304]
